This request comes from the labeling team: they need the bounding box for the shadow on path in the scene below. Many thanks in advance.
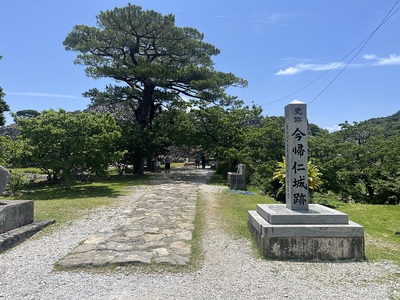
[150,166,214,185]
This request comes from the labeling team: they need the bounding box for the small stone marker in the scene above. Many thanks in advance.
[0,165,55,253]
[227,163,246,190]
[0,165,10,195]
[285,100,308,210]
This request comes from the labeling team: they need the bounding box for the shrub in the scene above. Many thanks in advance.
[7,173,30,196]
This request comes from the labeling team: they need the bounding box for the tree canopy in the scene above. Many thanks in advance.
[63,4,247,129]
[14,109,40,119]
[309,116,400,204]
[17,109,123,188]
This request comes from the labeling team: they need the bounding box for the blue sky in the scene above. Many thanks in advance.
[1,1,399,131]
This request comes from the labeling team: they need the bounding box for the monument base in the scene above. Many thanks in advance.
[0,200,34,233]
[248,204,365,260]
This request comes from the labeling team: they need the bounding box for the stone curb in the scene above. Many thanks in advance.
[0,219,55,253]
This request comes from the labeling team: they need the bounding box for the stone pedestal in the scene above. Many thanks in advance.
[0,200,34,233]
[248,101,364,260]
[0,200,55,253]
[0,168,54,252]
[248,204,365,260]
[227,164,246,190]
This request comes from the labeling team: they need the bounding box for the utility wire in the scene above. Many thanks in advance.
[309,0,400,106]
[262,0,400,106]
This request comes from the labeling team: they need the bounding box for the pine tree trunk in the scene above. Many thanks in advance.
[133,157,144,175]
[147,155,155,172]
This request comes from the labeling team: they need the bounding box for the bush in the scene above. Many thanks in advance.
[7,173,30,196]
[249,161,277,196]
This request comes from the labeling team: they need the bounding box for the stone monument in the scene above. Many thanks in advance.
[0,166,54,252]
[248,100,365,260]
[0,166,34,234]
[227,163,246,190]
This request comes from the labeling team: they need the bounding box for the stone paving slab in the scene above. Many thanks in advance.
[57,167,212,268]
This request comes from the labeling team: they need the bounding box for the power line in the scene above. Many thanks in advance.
[308,0,400,106]
[262,0,400,107]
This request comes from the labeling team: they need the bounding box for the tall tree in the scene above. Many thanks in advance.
[0,55,10,126]
[63,4,247,173]
[14,109,40,119]
[310,120,400,204]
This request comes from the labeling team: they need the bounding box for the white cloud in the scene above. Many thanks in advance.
[6,92,81,99]
[275,66,303,76]
[275,62,345,76]
[363,53,400,66]
[363,53,376,60]
[276,53,400,76]
[213,14,298,28]
[325,124,341,133]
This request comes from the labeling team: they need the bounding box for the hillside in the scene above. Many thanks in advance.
[0,123,19,140]
[365,110,400,137]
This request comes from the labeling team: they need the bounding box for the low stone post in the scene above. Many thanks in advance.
[0,165,10,195]
[227,164,247,190]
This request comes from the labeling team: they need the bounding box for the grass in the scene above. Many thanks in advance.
[3,168,400,265]
[3,168,154,232]
[8,167,42,174]
[2,165,207,273]
[338,203,400,263]
[190,193,206,269]
[312,191,400,263]
[215,189,272,258]
[215,187,400,264]
[207,171,227,186]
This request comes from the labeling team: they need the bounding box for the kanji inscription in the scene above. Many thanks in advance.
[285,100,308,210]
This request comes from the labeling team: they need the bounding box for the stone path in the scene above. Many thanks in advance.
[57,167,214,268]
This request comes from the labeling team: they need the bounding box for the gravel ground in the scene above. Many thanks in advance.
[0,184,399,300]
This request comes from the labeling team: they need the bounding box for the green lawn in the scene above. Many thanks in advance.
[3,169,154,230]
[339,203,400,262]
[216,187,400,264]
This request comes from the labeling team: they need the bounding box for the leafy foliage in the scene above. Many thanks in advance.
[14,109,40,119]
[7,173,30,196]
[189,103,266,171]
[0,135,15,165]
[64,4,247,127]
[63,4,247,173]
[272,156,323,201]
[16,109,123,188]
[365,110,400,137]
[173,103,286,194]
[310,112,400,204]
